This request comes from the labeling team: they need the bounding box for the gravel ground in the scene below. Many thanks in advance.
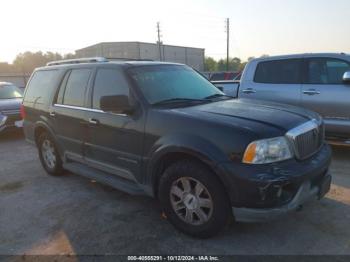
[0,131,349,256]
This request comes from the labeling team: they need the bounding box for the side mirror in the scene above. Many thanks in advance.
[343,71,350,84]
[100,95,134,114]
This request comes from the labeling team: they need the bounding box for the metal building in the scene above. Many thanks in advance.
[75,42,205,71]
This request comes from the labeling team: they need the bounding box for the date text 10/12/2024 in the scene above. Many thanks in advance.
[127,256,219,261]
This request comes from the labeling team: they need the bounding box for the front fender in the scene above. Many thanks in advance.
[145,133,237,200]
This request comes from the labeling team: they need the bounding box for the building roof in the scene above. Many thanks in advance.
[76,41,205,52]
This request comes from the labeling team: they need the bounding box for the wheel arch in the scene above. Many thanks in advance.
[33,121,63,157]
[148,145,236,204]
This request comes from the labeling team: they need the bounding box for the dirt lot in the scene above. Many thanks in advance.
[0,131,350,255]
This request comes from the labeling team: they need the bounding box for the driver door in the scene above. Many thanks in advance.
[84,67,145,182]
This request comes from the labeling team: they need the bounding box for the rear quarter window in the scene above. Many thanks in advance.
[24,70,61,105]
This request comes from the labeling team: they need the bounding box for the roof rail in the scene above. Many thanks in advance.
[106,57,154,61]
[47,57,108,66]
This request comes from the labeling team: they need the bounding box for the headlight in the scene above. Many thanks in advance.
[242,136,293,164]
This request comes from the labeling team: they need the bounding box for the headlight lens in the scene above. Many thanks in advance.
[243,136,293,164]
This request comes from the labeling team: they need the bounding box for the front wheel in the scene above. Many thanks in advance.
[158,160,232,238]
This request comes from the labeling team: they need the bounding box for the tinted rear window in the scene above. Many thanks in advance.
[24,70,60,105]
[254,59,302,84]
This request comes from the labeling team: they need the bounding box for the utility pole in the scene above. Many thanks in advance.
[157,22,162,61]
[226,18,230,71]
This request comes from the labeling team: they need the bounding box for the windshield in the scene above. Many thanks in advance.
[128,65,224,105]
[0,85,23,99]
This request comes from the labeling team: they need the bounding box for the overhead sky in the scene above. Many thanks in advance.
[1,0,349,63]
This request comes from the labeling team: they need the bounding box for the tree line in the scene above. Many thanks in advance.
[0,51,269,74]
[0,51,75,74]
[204,55,269,72]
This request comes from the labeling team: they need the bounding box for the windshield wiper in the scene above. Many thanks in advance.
[204,93,234,100]
[152,98,206,106]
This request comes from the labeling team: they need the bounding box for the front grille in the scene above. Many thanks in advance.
[286,120,324,160]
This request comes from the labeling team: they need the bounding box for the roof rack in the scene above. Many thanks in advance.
[106,57,154,61]
[46,57,108,66]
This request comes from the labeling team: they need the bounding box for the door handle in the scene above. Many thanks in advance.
[49,112,56,117]
[303,89,320,95]
[88,118,99,125]
[242,88,256,94]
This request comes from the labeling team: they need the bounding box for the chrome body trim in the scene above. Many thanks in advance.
[53,104,127,117]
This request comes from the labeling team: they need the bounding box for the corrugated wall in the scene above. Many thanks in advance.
[76,42,204,70]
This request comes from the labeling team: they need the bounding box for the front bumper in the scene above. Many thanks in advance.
[233,173,331,222]
[0,113,23,133]
[217,143,332,222]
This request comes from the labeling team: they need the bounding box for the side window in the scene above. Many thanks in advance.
[254,59,302,84]
[24,70,60,104]
[92,68,130,109]
[307,58,350,84]
[62,68,91,107]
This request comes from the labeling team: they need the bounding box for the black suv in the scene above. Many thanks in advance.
[22,57,332,238]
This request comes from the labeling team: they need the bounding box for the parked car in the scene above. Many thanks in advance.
[212,53,350,145]
[0,82,23,133]
[22,57,331,238]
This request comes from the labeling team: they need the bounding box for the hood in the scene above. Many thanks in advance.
[176,98,319,134]
[0,98,22,112]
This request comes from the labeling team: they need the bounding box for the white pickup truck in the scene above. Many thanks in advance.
[212,53,350,144]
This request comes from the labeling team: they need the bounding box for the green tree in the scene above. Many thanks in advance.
[229,57,241,71]
[0,51,76,74]
[63,53,76,59]
[14,51,55,73]
[217,59,226,71]
[247,56,255,62]
[204,57,217,71]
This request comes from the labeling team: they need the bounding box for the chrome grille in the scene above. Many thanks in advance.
[286,119,324,160]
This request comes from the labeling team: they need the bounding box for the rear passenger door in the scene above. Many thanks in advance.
[51,68,93,162]
[239,59,302,106]
[84,67,144,182]
[301,57,350,136]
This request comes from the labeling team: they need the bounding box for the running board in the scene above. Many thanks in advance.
[63,162,145,195]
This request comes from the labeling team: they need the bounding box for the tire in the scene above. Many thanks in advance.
[158,160,232,238]
[37,132,64,176]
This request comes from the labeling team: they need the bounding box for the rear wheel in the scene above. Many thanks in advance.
[38,132,63,176]
[159,160,231,238]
